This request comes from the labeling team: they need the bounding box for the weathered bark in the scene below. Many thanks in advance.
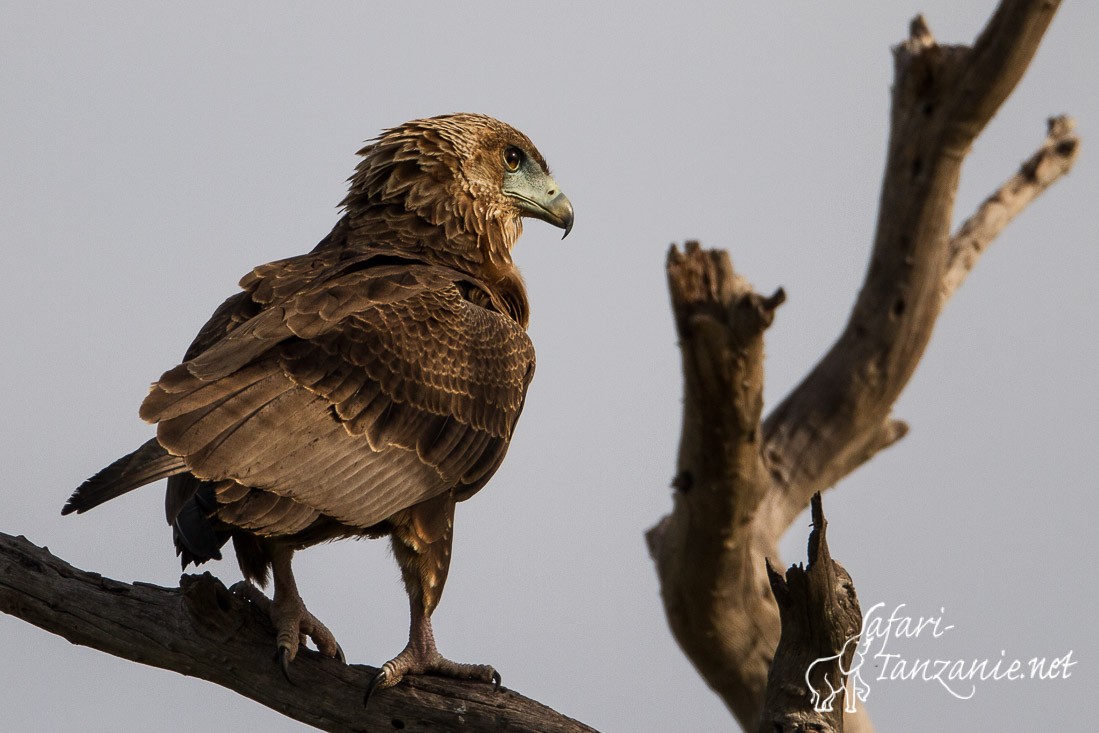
[647,243,785,724]
[0,531,596,733]
[759,2,1068,535]
[648,2,1077,731]
[760,495,863,733]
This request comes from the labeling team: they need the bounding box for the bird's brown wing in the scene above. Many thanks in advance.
[142,258,534,531]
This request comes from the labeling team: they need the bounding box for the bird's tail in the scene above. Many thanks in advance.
[62,437,188,515]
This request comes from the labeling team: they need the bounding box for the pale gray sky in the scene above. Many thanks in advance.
[2,3,1096,731]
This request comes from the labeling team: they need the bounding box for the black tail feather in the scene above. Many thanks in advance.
[172,481,231,568]
[62,437,188,515]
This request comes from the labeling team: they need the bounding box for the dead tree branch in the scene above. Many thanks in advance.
[649,2,1075,731]
[0,531,596,733]
[761,494,863,733]
[760,1,1067,534]
[647,244,785,723]
[942,115,1079,301]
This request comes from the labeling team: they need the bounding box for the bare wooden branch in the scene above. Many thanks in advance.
[942,115,1080,301]
[759,495,863,733]
[647,242,783,724]
[0,531,596,733]
[760,0,1063,535]
[950,0,1061,141]
[650,2,1069,731]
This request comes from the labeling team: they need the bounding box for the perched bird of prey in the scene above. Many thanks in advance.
[62,113,573,699]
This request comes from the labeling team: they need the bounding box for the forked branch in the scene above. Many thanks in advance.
[649,2,1073,731]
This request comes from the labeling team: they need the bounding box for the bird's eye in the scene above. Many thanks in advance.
[503,147,522,172]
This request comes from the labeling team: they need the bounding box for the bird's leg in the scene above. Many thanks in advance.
[236,545,344,679]
[365,520,498,703]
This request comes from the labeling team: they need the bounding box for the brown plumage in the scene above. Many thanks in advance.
[62,113,573,698]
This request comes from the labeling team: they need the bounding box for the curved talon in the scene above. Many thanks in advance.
[277,646,294,684]
[491,670,502,690]
[363,670,388,706]
[334,642,346,665]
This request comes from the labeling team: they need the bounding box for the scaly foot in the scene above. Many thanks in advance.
[364,643,499,704]
[232,581,345,681]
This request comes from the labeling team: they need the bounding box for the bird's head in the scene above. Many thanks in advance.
[342,113,573,265]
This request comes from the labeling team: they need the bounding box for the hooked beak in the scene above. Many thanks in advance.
[506,177,574,239]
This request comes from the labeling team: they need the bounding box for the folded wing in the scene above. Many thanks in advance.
[141,255,535,532]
